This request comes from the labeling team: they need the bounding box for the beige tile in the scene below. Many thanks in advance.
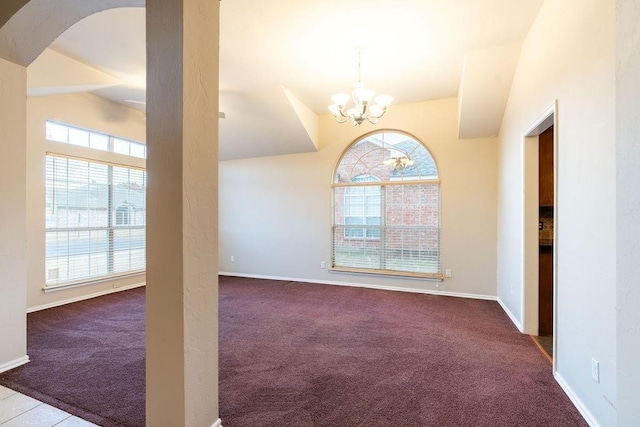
[54,417,99,427]
[0,393,41,424]
[0,385,17,401]
[2,403,70,427]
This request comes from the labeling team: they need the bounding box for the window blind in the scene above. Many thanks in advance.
[45,155,146,286]
[333,183,440,276]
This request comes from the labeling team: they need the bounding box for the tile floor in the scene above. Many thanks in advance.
[0,385,98,427]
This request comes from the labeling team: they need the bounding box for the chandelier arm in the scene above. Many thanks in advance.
[360,103,369,117]
[336,107,351,118]
[366,115,379,125]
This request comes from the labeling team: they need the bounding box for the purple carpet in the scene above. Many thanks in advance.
[0,277,587,426]
[0,287,145,426]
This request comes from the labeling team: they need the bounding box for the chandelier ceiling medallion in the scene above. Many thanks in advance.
[328,49,393,126]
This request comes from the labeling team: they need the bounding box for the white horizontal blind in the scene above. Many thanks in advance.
[333,183,440,276]
[45,155,146,286]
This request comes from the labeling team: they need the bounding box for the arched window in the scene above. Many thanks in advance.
[332,131,441,278]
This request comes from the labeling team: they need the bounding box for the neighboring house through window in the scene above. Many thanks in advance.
[332,131,441,278]
[116,204,132,226]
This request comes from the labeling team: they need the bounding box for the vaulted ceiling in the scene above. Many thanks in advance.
[26,0,544,160]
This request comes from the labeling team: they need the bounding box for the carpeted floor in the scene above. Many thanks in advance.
[0,287,145,426]
[0,276,587,426]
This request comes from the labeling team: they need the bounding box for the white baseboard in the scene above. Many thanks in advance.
[554,372,600,427]
[0,355,29,374]
[211,419,222,427]
[27,282,146,313]
[496,297,524,332]
[219,272,497,301]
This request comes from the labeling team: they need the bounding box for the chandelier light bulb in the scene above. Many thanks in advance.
[328,49,392,126]
[331,93,350,107]
[369,104,384,118]
[375,95,393,107]
[354,86,374,104]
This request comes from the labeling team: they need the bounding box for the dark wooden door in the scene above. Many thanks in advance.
[539,246,553,335]
[538,125,554,336]
[539,126,554,207]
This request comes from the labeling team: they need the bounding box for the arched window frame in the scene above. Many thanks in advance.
[331,130,442,279]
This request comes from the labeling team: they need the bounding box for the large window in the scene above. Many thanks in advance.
[45,155,146,286]
[46,121,147,159]
[332,131,441,278]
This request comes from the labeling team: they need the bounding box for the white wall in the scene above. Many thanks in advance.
[219,98,498,298]
[497,0,616,425]
[616,0,640,424]
[0,57,28,372]
[26,92,146,311]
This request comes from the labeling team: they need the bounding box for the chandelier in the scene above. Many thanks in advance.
[383,156,415,170]
[328,50,393,126]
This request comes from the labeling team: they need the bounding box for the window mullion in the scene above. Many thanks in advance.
[380,185,386,270]
[107,165,114,273]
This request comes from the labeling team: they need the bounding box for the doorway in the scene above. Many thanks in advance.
[536,125,554,360]
[522,103,557,368]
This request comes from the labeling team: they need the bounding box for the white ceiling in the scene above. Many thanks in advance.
[27,0,544,160]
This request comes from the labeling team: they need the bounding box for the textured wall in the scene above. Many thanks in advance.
[616,0,640,424]
[0,57,27,371]
[219,98,499,298]
[497,0,616,424]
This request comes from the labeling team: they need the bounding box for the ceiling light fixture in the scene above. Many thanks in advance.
[328,49,392,126]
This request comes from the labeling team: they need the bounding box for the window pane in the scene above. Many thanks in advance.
[113,228,146,273]
[89,133,109,151]
[46,154,146,285]
[113,138,130,155]
[68,128,90,147]
[335,131,438,183]
[46,121,144,160]
[333,226,382,269]
[46,122,69,143]
[130,142,146,159]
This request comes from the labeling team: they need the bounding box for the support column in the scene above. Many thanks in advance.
[0,57,28,373]
[146,0,219,425]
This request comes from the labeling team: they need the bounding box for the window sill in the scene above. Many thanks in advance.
[43,270,145,293]
[329,266,443,281]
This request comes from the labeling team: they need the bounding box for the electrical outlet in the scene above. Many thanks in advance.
[230,255,235,262]
[112,282,121,289]
[591,358,600,383]
[320,261,326,269]
[445,269,452,278]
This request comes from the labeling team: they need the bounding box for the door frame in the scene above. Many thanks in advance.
[521,101,558,372]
